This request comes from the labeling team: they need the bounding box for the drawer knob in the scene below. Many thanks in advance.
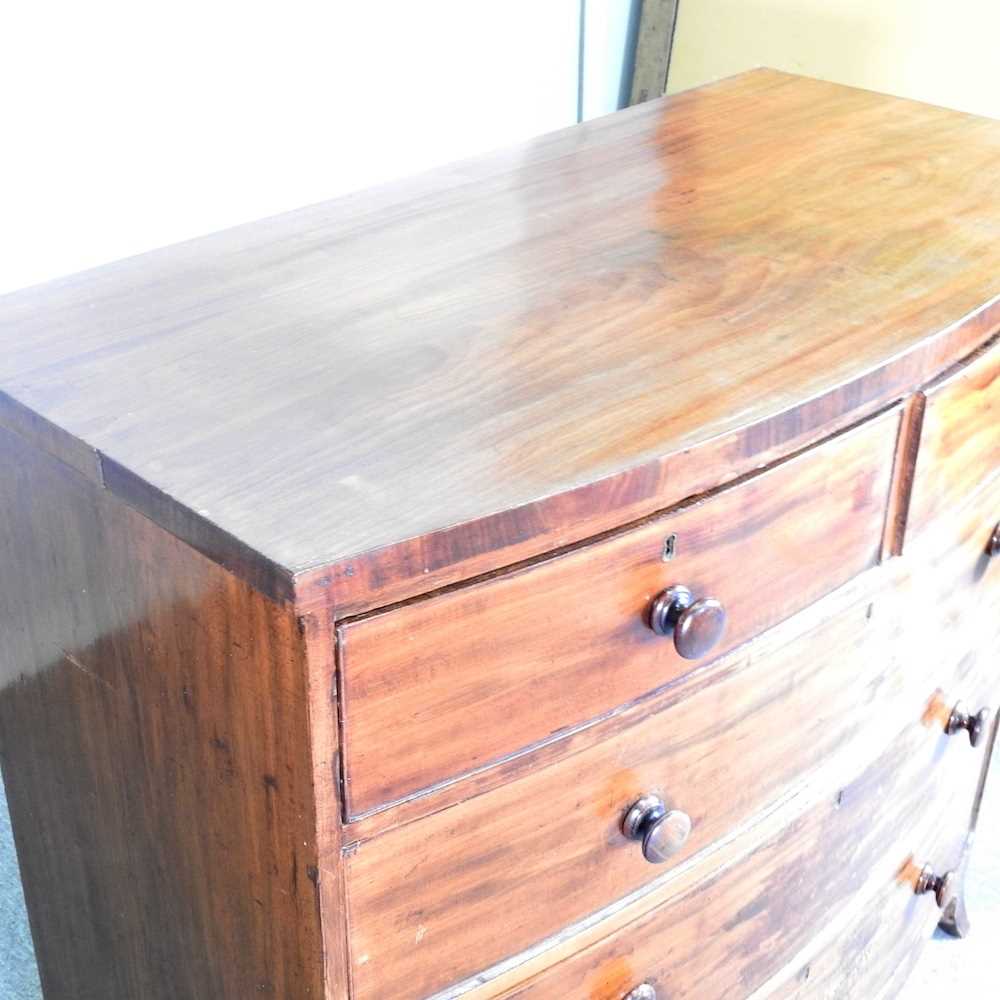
[623,987,657,1000]
[988,521,1000,558]
[649,585,727,659]
[916,864,958,910]
[622,794,692,864]
[946,702,991,747]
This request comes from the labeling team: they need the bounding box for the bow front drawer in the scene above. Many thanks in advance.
[908,342,998,539]
[336,410,900,818]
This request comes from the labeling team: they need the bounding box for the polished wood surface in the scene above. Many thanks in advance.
[0,426,324,999]
[338,412,897,817]
[2,71,1000,614]
[342,553,988,1000]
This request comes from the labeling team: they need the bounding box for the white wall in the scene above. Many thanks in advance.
[1,1,600,295]
[669,0,1000,120]
[582,0,641,119]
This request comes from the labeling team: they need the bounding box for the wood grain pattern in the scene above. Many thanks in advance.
[0,426,327,1000]
[338,411,898,817]
[908,339,999,538]
[343,552,987,1000]
[340,558,904,846]
[1,72,999,613]
[491,719,979,1000]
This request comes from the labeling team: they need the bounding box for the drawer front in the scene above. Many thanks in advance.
[338,412,899,817]
[752,873,948,1000]
[494,719,983,1000]
[908,342,998,538]
[343,558,994,1000]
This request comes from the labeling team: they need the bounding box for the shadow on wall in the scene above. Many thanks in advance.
[616,0,645,108]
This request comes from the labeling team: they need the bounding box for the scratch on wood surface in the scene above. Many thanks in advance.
[62,649,117,693]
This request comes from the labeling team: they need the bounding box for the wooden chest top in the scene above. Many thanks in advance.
[2,68,999,610]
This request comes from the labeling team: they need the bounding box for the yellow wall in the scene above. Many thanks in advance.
[668,0,1000,120]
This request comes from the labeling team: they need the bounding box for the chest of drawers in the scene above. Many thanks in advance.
[0,69,998,1000]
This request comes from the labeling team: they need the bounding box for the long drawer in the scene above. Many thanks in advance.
[337,411,900,818]
[343,552,994,1000]
[489,716,981,1000]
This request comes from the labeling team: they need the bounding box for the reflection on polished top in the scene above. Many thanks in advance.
[1,69,999,609]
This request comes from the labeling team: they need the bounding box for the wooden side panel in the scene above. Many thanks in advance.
[343,561,980,1000]
[908,341,999,537]
[300,606,352,1000]
[338,412,899,817]
[0,426,327,1000]
[493,718,980,1000]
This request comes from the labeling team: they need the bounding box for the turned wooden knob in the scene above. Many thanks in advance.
[916,865,958,910]
[649,585,727,659]
[623,986,657,1000]
[988,521,1000,559]
[946,702,991,747]
[622,794,692,864]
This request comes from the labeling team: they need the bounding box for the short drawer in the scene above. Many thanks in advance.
[337,411,900,817]
[908,341,998,538]
[493,718,981,1000]
[342,559,993,1000]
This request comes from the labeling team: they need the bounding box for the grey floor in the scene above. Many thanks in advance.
[0,776,42,1000]
[911,768,1000,991]
[0,770,996,999]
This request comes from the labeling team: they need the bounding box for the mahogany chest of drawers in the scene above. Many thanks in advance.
[0,69,998,1000]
